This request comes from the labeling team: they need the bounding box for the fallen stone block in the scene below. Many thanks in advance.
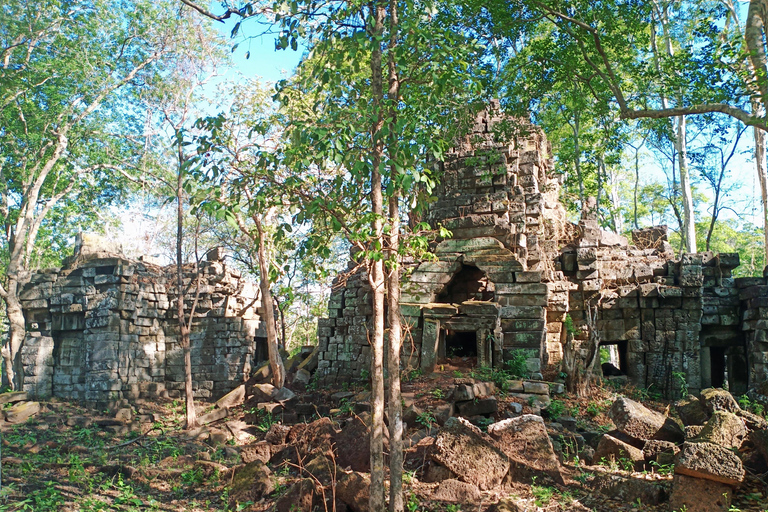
[293,368,312,388]
[693,411,747,449]
[198,406,229,426]
[227,460,272,509]
[0,391,28,404]
[674,442,744,486]
[432,479,482,503]
[4,401,40,424]
[336,471,370,512]
[609,397,684,443]
[699,388,740,415]
[593,432,645,470]
[642,439,679,465]
[275,478,315,512]
[216,384,245,409]
[487,414,563,484]
[239,441,272,464]
[669,474,733,512]
[431,417,510,490]
[675,395,710,426]
[592,472,667,505]
[456,397,497,417]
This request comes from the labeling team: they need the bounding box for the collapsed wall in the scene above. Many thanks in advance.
[316,103,768,399]
[20,234,266,403]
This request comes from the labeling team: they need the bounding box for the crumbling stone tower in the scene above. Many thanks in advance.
[317,103,567,384]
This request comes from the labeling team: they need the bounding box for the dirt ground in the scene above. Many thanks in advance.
[1,360,767,512]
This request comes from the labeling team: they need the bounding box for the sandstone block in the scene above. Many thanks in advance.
[609,397,684,443]
[593,433,645,470]
[675,442,744,486]
[487,414,563,484]
[693,411,747,449]
[669,474,732,512]
[432,479,482,503]
[431,417,510,490]
[4,401,40,423]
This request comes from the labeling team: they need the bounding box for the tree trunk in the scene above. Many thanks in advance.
[368,2,387,509]
[386,0,403,509]
[634,145,640,230]
[755,128,768,269]
[177,160,198,430]
[563,305,602,397]
[2,279,25,390]
[572,113,585,211]
[254,215,286,389]
[676,115,696,253]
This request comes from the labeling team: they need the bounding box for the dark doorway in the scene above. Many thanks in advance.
[711,346,726,388]
[445,330,477,358]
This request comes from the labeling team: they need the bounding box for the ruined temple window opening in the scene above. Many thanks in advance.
[599,340,627,375]
[437,264,494,304]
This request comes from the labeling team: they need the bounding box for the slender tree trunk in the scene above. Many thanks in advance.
[386,0,403,509]
[756,128,768,267]
[676,115,696,253]
[254,215,286,389]
[572,114,585,211]
[177,159,197,430]
[634,147,640,229]
[2,278,24,390]
[368,3,387,509]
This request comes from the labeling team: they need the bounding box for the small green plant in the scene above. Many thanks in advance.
[531,477,555,506]
[181,467,205,486]
[251,409,277,433]
[337,398,355,416]
[672,371,688,397]
[738,395,766,418]
[547,399,565,420]
[406,492,420,512]
[416,410,436,429]
[445,505,461,512]
[505,350,528,379]
[649,460,674,475]
[452,370,463,378]
[429,388,445,400]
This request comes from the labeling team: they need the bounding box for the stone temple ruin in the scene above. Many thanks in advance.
[20,234,266,403]
[17,105,768,404]
[316,103,768,399]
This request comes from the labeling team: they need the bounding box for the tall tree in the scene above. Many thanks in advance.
[0,0,202,389]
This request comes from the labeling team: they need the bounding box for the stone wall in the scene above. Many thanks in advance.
[20,236,265,403]
[316,103,766,399]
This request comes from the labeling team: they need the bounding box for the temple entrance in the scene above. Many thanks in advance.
[444,330,477,359]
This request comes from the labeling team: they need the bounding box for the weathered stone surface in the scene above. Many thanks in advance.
[293,368,312,388]
[693,411,747,449]
[286,417,337,458]
[676,395,710,426]
[431,417,510,490]
[264,423,291,445]
[336,415,371,472]
[422,461,456,483]
[487,415,563,484]
[303,453,337,486]
[227,461,271,509]
[239,441,272,464]
[198,407,229,426]
[0,391,28,404]
[593,433,645,470]
[271,386,297,404]
[592,472,667,505]
[4,401,40,423]
[336,471,370,512]
[275,478,316,512]
[642,439,679,465]
[699,388,740,415]
[675,442,745,486]
[432,479,482,503]
[669,474,733,512]
[609,397,683,443]
[456,397,497,417]
[216,385,245,410]
[751,428,768,467]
